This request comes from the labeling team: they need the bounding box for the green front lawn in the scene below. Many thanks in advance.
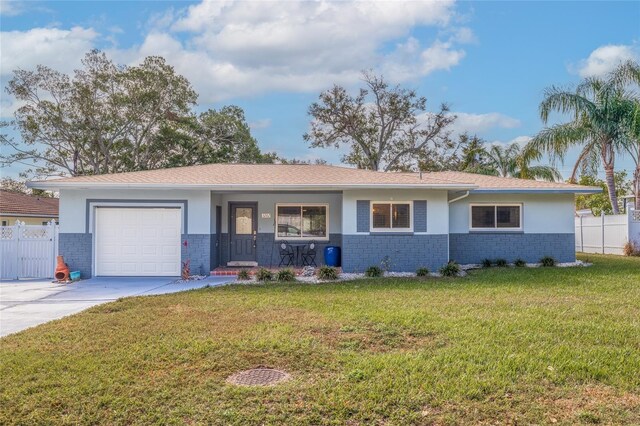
[1,254,639,425]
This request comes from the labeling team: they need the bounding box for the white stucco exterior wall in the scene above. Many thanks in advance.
[341,189,449,235]
[217,192,343,234]
[448,193,576,234]
[59,189,212,234]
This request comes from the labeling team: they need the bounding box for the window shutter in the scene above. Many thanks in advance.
[413,200,427,232]
[356,200,370,232]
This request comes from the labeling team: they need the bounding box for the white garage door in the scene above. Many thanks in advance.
[95,208,181,276]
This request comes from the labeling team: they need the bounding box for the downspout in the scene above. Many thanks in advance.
[448,191,470,204]
[447,191,470,263]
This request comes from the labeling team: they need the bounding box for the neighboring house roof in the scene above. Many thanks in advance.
[27,164,601,193]
[0,190,59,217]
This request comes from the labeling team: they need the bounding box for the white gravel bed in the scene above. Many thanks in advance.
[460,260,591,270]
[223,260,590,285]
[228,271,442,284]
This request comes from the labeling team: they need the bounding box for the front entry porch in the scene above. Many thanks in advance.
[213,192,343,270]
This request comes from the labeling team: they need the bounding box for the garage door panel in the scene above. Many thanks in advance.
[99,263,118,274]
[120,263,138,274]
[122,245,139,256]
[101,246,118,256]
[160,228,178,238]
[141,263,159,273]
[141,228,159,239]
[96,208,181,276]
[160,264,177,274]
[162,246,178,256]
[141,245,158,256]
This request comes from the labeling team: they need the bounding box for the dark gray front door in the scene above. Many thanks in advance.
[229,203,257,262]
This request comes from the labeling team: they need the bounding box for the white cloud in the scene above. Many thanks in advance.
[249,118,271,130]
[575,44,639,78]
[449,27,477,44]
[147,0,468,101]
[172,0,453,34]
[0,1,25,16]
[1,0,473,102]
[0,26,98,76]
[449,112,521,134]
[489,135,531,148]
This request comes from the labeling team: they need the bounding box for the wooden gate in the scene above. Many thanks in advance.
[0,220,59,279]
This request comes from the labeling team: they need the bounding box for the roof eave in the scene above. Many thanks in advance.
[0,212,59,218]
[470,188,602,194]
[27,182,478,191]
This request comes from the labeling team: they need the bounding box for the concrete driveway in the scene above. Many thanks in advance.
[0,276,235,337]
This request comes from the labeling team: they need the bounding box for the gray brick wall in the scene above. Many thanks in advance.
[414,200,427,232]
[449,233,576,264]
[210,234,219,269]
[356,200,370,232]
[182,234,212,275]
[58,233,93,278]
[219,233,342,267]
[342,234,449,273]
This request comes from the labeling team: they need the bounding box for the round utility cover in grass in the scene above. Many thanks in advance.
[226,368,290,386]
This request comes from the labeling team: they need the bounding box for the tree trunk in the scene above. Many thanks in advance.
[634,166,640,210]
[604,165,620,214]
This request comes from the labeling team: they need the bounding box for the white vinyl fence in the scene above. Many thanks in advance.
[0,220,59,279]
[575,209,640,255]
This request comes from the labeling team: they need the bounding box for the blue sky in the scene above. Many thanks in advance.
[1,0,639,179]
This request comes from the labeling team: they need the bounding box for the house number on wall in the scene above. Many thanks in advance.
[261,213,271,219]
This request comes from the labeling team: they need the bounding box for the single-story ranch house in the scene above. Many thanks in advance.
[28,164,600,277]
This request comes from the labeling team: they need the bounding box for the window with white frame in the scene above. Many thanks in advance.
[371,201,412,232]
[470,204,522,230]
[276,204,328,240]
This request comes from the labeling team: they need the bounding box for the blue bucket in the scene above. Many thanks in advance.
[69,271,81,281]
[324,246,341,267]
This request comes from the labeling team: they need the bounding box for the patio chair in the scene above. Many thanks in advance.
[301,241,317,267]
[278,241,295,267]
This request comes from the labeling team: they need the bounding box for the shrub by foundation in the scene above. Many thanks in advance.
[317,266,339,281]
[365,266,383,278]
[440,261,461,277]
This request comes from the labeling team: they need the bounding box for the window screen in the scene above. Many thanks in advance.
[276,205,328,239]
[372,202,411,230]
[471,206,496,228]
[497,206,520,228]
[471,205,521,230]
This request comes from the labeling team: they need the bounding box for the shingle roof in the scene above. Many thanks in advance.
[27,164,475,189]
[27,164,600,193]
[0,190,59,217]
[426,171,598,192]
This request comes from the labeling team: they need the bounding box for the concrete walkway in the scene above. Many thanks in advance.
[0,276,234,337]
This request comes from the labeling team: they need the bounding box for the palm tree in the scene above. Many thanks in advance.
[529,77,631,213]
[484,142,561,181]
[610,60,640,209]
